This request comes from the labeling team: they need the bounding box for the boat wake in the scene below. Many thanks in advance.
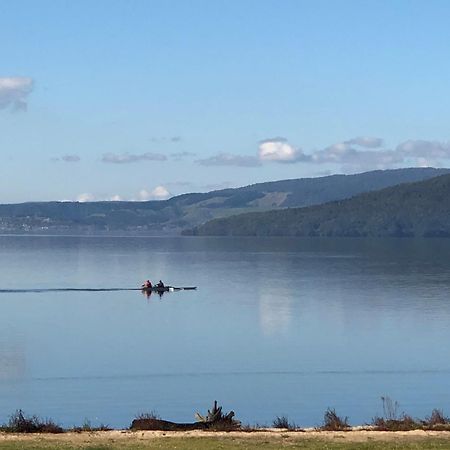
[0,288,141,293]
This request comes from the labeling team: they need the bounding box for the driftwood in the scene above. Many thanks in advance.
[130,400,240,431]
[130,418,209,431]
[195,400,236,423]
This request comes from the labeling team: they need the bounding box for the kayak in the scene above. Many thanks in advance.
[141,286,197,293]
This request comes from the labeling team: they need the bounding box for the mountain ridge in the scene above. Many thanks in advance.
[187,173,450,238]
[0,167,448,234]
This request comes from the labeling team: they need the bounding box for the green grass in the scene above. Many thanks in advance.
[2,436,450,450]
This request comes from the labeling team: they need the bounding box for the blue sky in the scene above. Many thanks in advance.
[2,0,450,202]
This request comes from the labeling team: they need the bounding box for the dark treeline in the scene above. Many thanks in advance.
[187,173,450,238]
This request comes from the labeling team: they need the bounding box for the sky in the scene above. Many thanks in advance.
[2,0,450,203]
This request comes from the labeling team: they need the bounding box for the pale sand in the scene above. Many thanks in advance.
[1,429,450,444]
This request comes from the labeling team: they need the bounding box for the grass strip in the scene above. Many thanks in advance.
[2,435,450,450]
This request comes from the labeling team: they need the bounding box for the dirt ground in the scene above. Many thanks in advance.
[1,428,450,444]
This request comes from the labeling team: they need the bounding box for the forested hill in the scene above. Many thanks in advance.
[0,167,448,234]
[186,173,450,238]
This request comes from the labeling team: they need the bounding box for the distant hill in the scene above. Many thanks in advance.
[0,167,448,234]
[187,173,450,238]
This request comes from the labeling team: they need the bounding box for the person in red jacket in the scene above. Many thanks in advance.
[142,280,152,289]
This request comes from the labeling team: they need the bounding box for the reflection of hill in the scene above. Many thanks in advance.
[0,168,448,235]
[189,173,450,238]
[0,344,26,380]
[258,290,293,335]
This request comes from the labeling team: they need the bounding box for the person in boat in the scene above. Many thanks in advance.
[142,280,152,289]
[157,280,165,288]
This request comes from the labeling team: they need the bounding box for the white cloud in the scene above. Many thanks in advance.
[0,77,33,111]
[258,139,309,163]
[257,137,401,170]
[196,153,261,167]
[74,188,170,202]
[76,193,95,202]
[102,152,167,163]
[137,186,171,201]
[194,136,450,174]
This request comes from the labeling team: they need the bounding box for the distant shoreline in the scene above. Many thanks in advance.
[1,168,450,239]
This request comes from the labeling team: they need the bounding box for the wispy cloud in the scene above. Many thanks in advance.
[149,136,182,143]
[396,140,450,159]
[202,181,233,191]
[393,139,450,168]
[311,142,402,170]
[195,137,383,168]
[256,135,435,171]
[259,136,289,144]
[164,180,233,193]
[62,155,81,162]
[196,153,261,167]
[309,138,450,170]
[0,77,33,111]
[194,136,450,174]
[52,154,81,163]
[257,136,385,166]
[165,181,195,189]
[171,151,197,160]
[102,152,167,163]
[343,136,384,148]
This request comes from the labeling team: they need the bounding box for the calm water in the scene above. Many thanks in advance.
[0,235,450,428]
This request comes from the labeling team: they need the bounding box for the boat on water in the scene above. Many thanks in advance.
[141,286,197,293]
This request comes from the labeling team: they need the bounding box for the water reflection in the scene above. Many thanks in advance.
[0,344,26,380]
[141,289,165,300]
[258,290,293,335]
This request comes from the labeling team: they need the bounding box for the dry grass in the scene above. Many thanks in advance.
[320,408,350,431]
[0,410,64,434]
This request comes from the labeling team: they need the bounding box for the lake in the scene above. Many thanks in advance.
[0,235,449,428]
